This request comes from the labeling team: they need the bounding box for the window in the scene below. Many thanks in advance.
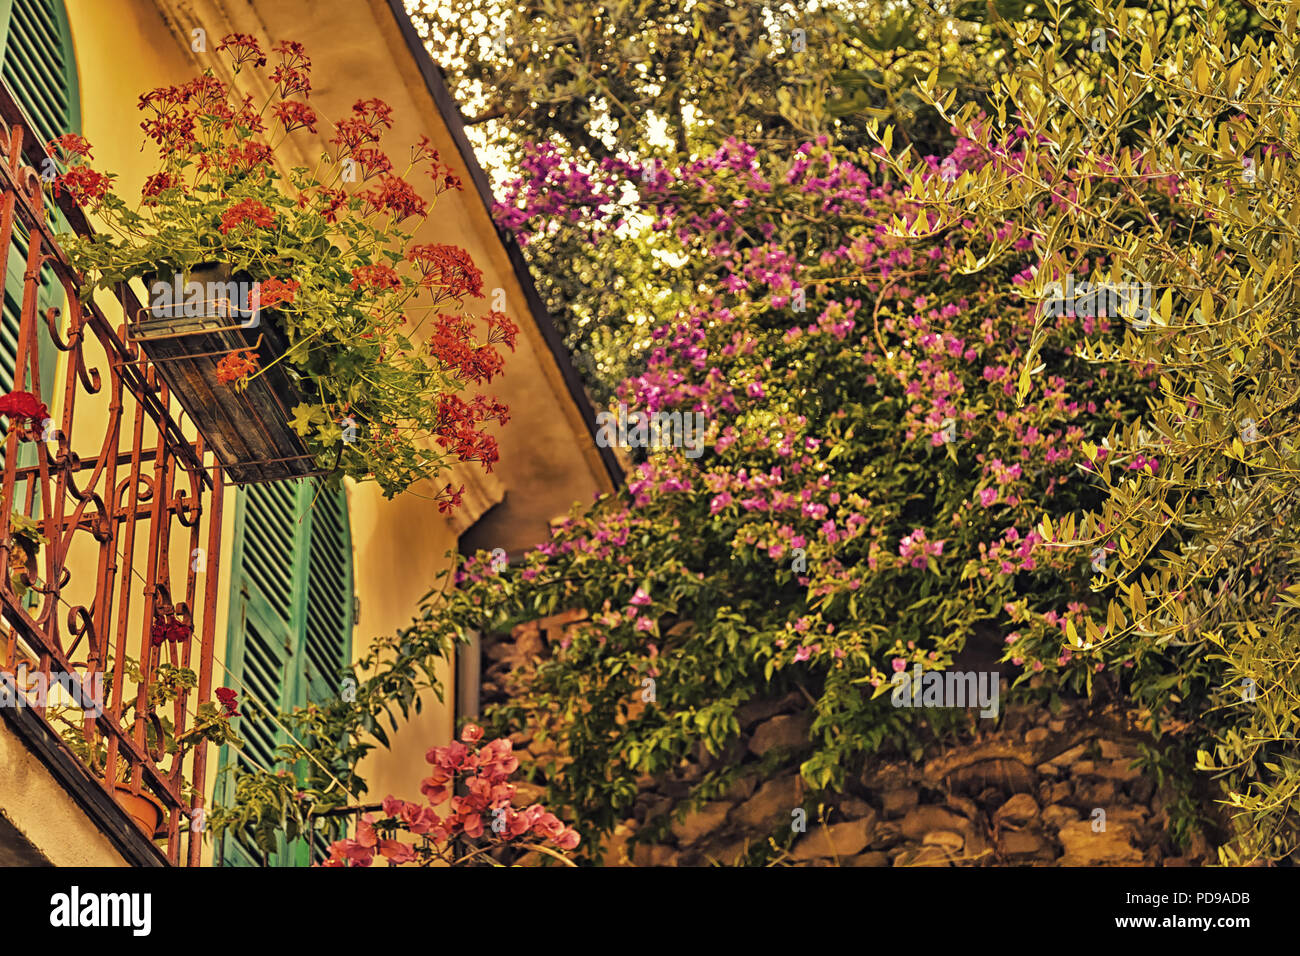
[216,480,355,866]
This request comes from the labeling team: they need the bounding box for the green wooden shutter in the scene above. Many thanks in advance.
[0,0,80,150]
[0,0,76,542]
[217,479,355,867]
[0,0,78,396]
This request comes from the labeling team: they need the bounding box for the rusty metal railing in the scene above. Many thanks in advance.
[0,82,224,866]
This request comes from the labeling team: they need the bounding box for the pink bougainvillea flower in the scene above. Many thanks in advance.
[460,722,485,744]
[553,828,581,850]
[420,769,451,805]
[378,839,417,864]
[356,814,378,849]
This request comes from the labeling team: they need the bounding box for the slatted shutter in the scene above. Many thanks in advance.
[216,482,302,867]
[0,0,75,555]
[0,0,80,148]
[0,0,78,396]
[217,480,355,867]
[303,489,353,702]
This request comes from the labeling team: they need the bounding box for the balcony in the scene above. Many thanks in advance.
[0,81,223,866]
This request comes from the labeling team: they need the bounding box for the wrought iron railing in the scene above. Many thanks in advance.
[0,82,224,866]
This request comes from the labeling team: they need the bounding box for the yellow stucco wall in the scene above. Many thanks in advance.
[12,0,613,862]
[0,721,128,866]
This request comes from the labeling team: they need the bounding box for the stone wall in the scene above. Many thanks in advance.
[479,615,1218,867]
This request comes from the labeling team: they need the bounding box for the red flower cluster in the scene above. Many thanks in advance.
[52,166,111,205]
[407,135,462,192]
[216,349,259,384]
[435,482,465,516]
[360,175,427,220]
[182,74,232,110]
[321,724,579,866]
[214,687,240,717]
[141,171,180,203]
[412,136,439,165]
[253,278,299,309]
[429,162,463,193]
[352,98,394,130]
[138,106,196,153]
[429,313,507,385]
[352,147,392,180]
[433,393,506,472]
[46,134,92,159]
[219,198,275,234]
[218,140,274,174]
[311,186,348,223]
[271,100,317,133]
[329,98,393,159]
[0,390,49,431]
[330,118,380,155]
[216,33,267,71]
[349,264,402,293]
[149,609,193,646]
[406,243,484,299]
[138,77,268,156]
[484,310,519,349]
[270,41,311,98]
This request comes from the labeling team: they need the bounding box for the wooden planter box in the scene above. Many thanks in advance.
[128,263,325,485]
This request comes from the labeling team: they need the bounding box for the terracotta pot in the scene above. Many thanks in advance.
[130,261,321,485]
[112,783,167,838]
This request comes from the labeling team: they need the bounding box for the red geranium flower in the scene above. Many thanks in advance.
[484,311,519,350]
[273,40,309,62]
[216,33,267,71]
[360,176,427,220]
[330,117,380,155]
[253,278,299,309]
[314,187,348,223]
[216,349,260,384]
[219,198,276,234]
[353,147,392,180]
[214,687,240,717]
[436,483,465,516]
[0,390,49,433]
[271,61,312,98]
[179,74,229,109]
[46,134,92,159]
[406,244,484,299]
[349,264,402,293]
[412,136,439,165]
[52,166,111,205]
[220,141,273,173]
[271,100,317,133]
[149,612,193,646]
[141,172,180,202]
[352,97,394,131]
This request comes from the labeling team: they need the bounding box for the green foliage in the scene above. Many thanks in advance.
[206,603,459,858]
[388,128,1169,853]
[904,0,1300,862]
[5,510,45,598]
[53,660,217,775]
